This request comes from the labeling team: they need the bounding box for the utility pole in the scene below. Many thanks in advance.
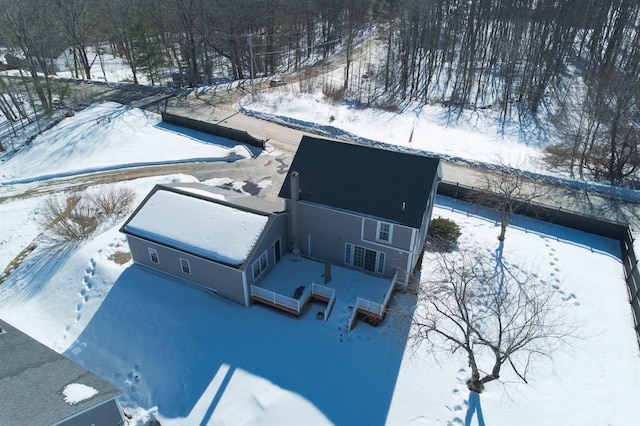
[246,33,255,103]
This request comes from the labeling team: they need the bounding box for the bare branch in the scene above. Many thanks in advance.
[411,245,577,392]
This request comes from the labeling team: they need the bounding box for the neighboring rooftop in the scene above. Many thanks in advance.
[278,136,441,228]
[0,319,122,425]
[122,185,271,265]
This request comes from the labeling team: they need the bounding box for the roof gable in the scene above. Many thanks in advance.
[278,137,441,228]
[121,185,271,266]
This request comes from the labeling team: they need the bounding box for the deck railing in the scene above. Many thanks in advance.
[311,282,336,321]
[381,271,398,310]
[348,271,398,330]
[251,284,306,313]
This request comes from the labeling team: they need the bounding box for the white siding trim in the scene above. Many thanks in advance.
[404,252,412,286]
[242,272,250,307]
[409,228,417,254]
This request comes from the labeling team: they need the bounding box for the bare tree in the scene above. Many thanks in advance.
[477,159,551,241]
[412,246,575,393]
[546,70,640,185]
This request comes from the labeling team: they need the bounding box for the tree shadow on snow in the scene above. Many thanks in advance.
[0,242,76,306]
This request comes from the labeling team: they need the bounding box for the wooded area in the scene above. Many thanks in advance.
[0,0,638,185]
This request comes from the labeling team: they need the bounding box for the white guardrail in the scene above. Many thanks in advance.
[312,282,336,321]
[348,271,398,330]
[251,285,302,313]
[251,282,337,319]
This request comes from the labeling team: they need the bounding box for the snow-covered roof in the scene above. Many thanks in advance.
[122,187,270,266]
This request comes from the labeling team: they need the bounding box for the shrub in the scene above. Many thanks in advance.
[322,83,344,102]
[40,194,97,243]
[87,186,136,218]
[39,185,136,246]
[428,217,461,251]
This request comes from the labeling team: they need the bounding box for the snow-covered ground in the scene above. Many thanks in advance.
[1,171,638,424]
[0,98,638,424]
[0,42,639,423]
[239,84,640,204]
[243,90,547,173]
[0,102,250,187]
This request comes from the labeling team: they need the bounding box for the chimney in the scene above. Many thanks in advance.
[290,171,300,254]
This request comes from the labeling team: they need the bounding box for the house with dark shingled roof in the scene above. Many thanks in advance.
[279,136,442,287]
[0,319,125,426]
[121,136,441,308]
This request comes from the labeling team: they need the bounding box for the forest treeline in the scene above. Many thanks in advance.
[0,0,638,185]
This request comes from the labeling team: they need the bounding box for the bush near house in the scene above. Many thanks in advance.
[428,217,461,252]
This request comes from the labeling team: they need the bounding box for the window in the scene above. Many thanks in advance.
[180,258,191,274]
[345,243,386,274]
[252,251,269,280]
[345,243,352,264]
[377,252,386,274]
[353,246,365,268]
[377,222,393,242]
[148,248,159,263]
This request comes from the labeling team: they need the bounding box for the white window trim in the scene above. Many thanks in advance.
[252,251,269,281]
[344,242,386,275]
[180,258,191,275]
[376,221,393,243]
[148,247,159,263]
[377,252,386,274]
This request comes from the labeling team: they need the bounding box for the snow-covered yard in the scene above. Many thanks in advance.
[0,102,250,187]
[0,100,639,425]
[1,172,638,425]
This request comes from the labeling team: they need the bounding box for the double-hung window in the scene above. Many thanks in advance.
[252,251,269,280]
[377,222,393,243]
[148,248,159,263]
[180,258,191,274]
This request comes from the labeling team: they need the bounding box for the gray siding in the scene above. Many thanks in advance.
[126,235,247,305]
[295,202,411,279]
[58,399,124,426]
[361,217,413,249]
[244,213,290,285]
